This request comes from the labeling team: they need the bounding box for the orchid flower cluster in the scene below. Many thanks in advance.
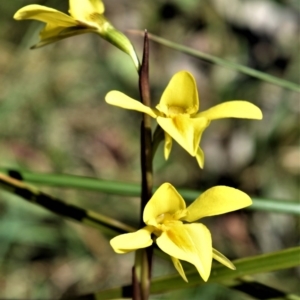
[14,0,262,286]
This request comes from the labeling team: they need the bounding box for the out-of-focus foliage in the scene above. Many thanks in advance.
[0,0,299,299]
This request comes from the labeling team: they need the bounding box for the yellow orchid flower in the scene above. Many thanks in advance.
[110,182,252,282]
[13,0,139,69]
[106,71,263,168]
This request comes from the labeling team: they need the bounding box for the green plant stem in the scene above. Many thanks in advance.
[127,31,300,93]
[135,30,153,300]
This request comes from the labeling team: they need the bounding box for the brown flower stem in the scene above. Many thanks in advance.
[139,31,152,217]
[132,266,141,300]
[132,30,153,300]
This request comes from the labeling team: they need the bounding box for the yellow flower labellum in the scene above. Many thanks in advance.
[105,71,263,168]
[110,183,252,282]
[13,0,139,69]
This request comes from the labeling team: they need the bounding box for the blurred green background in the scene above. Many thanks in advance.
[0,0,299,299]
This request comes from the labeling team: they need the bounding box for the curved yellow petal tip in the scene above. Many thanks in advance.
[196,147,204,169]
[171,257,188,282]
[13,11,21,20]
[213,248,236,270]
[164,133,173,160]
[14,5,36,20]
[248,103,263,120]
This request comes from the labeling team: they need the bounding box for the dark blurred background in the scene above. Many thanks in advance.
[0,0,299,299]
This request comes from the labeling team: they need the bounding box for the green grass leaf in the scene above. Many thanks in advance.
[1,169,299,215]
[77,246,300,299]
[127,31,300,93]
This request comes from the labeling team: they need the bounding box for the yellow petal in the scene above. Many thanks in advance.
[156,223,212,281]
[39,24,65,40]
[164,132,172,160]
[195,147,205,169]
[105,91,158,118]
[157,71,199,116]
[183,186,252,222]
[213,248,235,270]
[14,5,78,27]
[69,0,105,21]
[171,257,188,282]
[157,116,209,156]
[110,226,153,254]
[143,183,186,226]
[196,101,263,120]
[32,28,93,48]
